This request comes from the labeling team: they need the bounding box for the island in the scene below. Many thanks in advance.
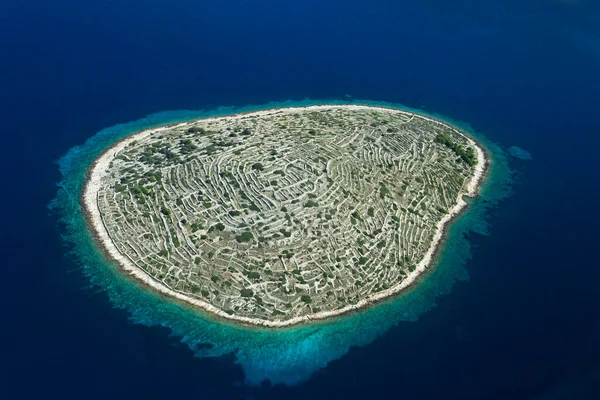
[83,105,486,327]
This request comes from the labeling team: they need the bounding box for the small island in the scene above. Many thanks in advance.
[83,105,486,327]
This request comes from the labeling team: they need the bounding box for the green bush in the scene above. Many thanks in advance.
[160,206,171,216]
[235,231,254,243]
[434,134,477,166]
[304,200,319,207]
[187,126,206,134]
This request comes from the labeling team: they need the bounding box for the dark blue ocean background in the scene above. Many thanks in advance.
[2,0,600,399]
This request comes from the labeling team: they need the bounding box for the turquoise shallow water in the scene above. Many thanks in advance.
[50,99,512,385]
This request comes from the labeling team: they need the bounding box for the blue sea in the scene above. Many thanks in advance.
[2,1,600,399]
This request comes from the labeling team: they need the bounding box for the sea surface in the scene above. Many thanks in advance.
[2,1,600,399]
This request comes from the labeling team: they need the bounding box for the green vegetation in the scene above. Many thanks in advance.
[235,231,254,243]
[304,200,319,207]
[435,134,477,166]
[251,162,264,171]
[245,271,260,280]
[160,206,171,216]
[210,222,225,232]
[379,183,391,199]
[187,126,206,134]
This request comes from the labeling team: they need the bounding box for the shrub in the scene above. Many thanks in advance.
[160,206,171,216]
[379,183,391,199]
[235,231,254,243]
[246,271,260,280]
[187,126,206,134]
[434,134,477,166]
[304,200,319,208]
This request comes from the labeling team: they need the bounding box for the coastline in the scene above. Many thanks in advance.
[81,104,489,328]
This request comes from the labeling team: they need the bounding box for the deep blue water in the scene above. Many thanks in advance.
[2,1,600,399]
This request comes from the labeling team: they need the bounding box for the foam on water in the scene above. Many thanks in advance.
[50,99,513,385]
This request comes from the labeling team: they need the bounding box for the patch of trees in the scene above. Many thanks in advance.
[179,138,198,154]
[434,134,477,166]
[279,229,292,238]
[379,183,391,199]
[160,206,172,216]
[251,162,264,171]
[187,126,206,134]
[158,249,169,257]
[244,271,260,280]
[132,184,154,203]
[235,231,254,243]
[158,146,177,160]
[145,170,162,182]
[304,200,319,208]
[208,222,225,232]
